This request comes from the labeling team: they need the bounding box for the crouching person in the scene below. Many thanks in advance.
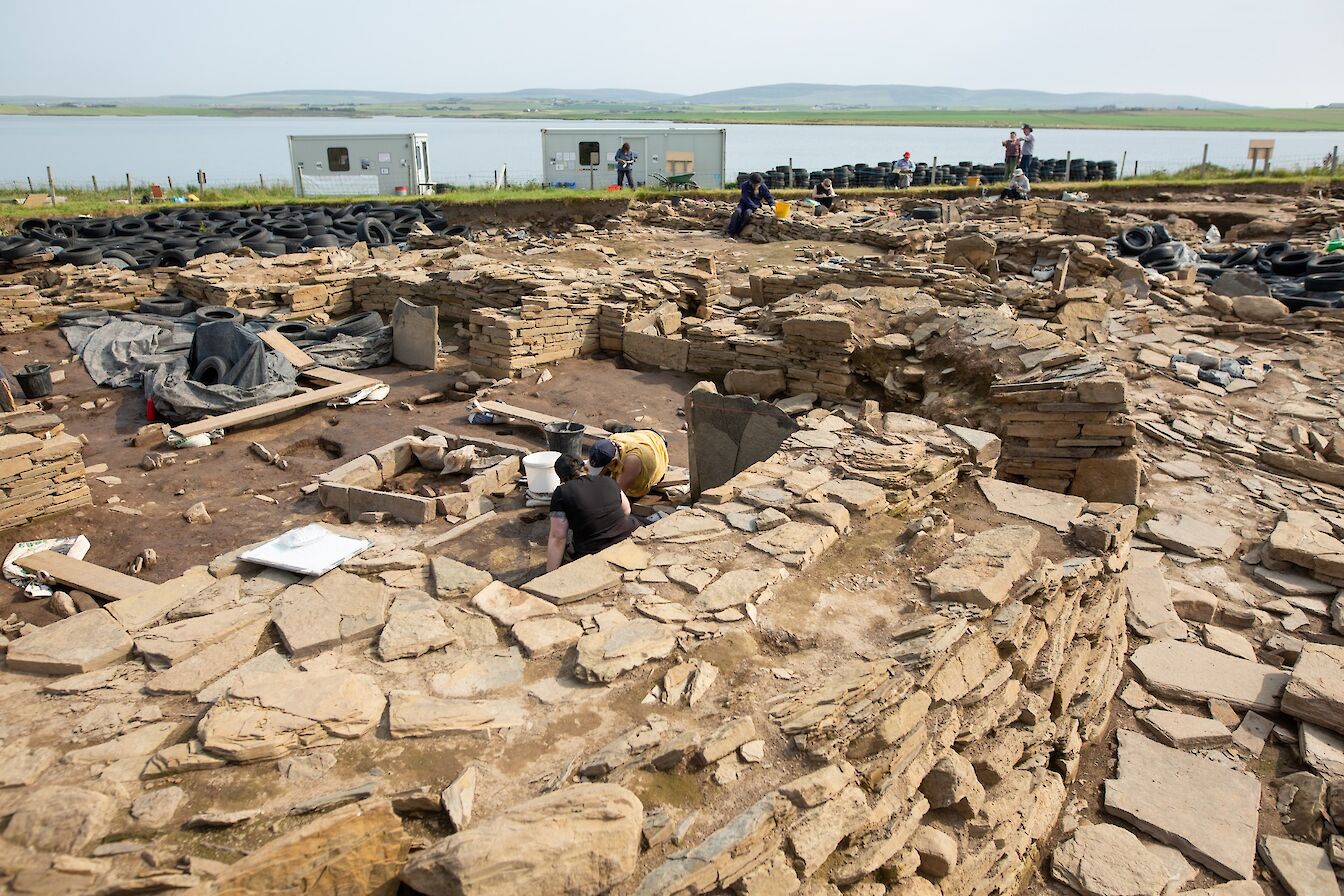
[546,454,640,572]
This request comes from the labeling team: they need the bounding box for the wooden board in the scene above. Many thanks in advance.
[258,330,317,371]
[17,550,149,601]
[473,400,609,440]
[169,367,379,439]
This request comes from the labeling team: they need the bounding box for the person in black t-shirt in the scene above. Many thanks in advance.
[546,454,640,572]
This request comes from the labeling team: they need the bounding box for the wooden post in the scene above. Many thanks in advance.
[1332,146,1339,178]
[1248,155,1257,177]
[931,156,937,186]
[1063,151,1072,182]
[1134,160,1139,178]
[788,157,793,189]
[26,176,34,193]
[196,169,206,192]
[1200,143,1209,179]
[126,173,132,203]
[1119,151,1127,180]
[259,173,266,189]
[91,175,98,191]
[45,166,56,207]
[167,175,174,192]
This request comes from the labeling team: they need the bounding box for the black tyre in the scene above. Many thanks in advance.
[194,306,244,325]
[1305,254,1344,275]
[0,238,43,260]
[194,238,241,258]
[357,218,392,246]
[1222,247,1260,268]
[151,249,192,268]
[1149,223,1172,245]
[910,207,940,221]
[1272,250,1316,276]
[191,355,230,386]
[321,310,383,338]
[101,249,138,269]
[445,224,472,239]
[1118,227,1154,255]
[138,297,193,317]
[1261,241,1292,260]
[1281,294,1342,312]
[302,234,340,249]
[112,217,149,236]
[1305,272,1344,294]
[57,246,103,266]
[1138,243,1181,266]
[76,220,114,239]
[270,321,313,341]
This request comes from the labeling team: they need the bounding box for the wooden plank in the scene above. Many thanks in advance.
[169,373,380,439]
[17,550,149,601]
[258,330,317,371]
[474,400,608,440]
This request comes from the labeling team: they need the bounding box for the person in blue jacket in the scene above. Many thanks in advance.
[726,173,775,237]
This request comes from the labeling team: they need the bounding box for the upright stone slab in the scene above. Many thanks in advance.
[1103,730,1260,880]
[392,297,438,370]
[686,386,798,502]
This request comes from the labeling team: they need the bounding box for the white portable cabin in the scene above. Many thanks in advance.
[540,127,727,190]
[287,133,432,196]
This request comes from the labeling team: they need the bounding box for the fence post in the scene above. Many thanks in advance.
[91,175,98,191]
[1134,161,1139,178]
[1119,151,1127,181]
[788,157,793,189]
[45,166,56,207]
[1064,152,1071,182]
[196,169,206,193]
[1332,146,1339,178]
[1200,144,1209,179]
[126,173,132,203]
[931,156,937,186]
[167,175,175,192]
[26,176,34,193]
[259,173,266,189]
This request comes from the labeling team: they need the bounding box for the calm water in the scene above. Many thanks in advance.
[2,115,1340,189]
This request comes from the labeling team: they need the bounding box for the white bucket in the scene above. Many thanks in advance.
[522,450,562,495]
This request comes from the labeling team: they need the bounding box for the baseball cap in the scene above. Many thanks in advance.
[588,439,617,468]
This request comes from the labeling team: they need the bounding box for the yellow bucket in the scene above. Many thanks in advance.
[774,201,791,219]
[966,175,981,188]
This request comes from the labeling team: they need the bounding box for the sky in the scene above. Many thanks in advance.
[3,0,1339,107]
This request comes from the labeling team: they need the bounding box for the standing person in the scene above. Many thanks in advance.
[1002,131,1022,184]
[1000,168,1031,201]
[588,431,669,499]
[894,152,914,188]
[726,173,775,238]
[546,454,639,571]
[614,142,637,190]
[1020,125,1036,178]
[812,178,838,211]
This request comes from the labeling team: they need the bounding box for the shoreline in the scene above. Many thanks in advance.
[2,108,1343,134]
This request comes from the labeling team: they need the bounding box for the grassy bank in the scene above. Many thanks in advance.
[2,174,1339,228]
[3,103,1343,132]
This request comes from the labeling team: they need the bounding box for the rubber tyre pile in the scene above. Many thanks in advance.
[0,201,471,270]
[1196,242,1344,311]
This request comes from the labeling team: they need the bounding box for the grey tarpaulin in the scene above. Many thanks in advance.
[60,307,392,423]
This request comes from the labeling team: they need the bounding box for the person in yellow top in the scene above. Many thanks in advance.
[588,431,668,499]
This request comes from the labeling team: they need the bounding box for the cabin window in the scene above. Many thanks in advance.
[578,141,601,167]
[327,147,350,172]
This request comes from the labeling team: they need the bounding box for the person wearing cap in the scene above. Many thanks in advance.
[1000,168,1031,201]
[1019,125,1036,179]
[726,172,775,237]
[546,454,639,572]
[589,430,669,499]
[894,152,914,189]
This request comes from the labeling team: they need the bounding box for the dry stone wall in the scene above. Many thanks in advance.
[0,413,90,530]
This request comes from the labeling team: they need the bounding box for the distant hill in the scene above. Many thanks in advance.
[2,83,1244,110]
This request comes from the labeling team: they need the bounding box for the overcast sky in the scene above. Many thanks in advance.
[5,0,1338,107]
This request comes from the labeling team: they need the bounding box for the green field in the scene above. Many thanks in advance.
[3,102,1343,132]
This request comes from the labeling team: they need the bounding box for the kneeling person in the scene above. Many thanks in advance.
[547,454,639,572]
[589,430,669,499]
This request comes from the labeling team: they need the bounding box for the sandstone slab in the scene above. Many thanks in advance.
[978,478,1086,532]
[144,616,268,695]
[1104,730,1260,879]
[1282,644,1344,735]
[927,525,1040,607]
[5,609,132,675]
[1141,513,1239,560]
[271,569,389,658]
[1130,640,1289,712]
[378,590,454,661]
[197,669,385,761]
[512,616,584,657]
[1258,836,1338,896]
[1052,823,1170,896]
[470,580,557,625]
[1140,709,1231,750]
[1124,564,1189,640]
[2,785,114,854]
[521,554,621,604]
[401,783,642,896]
[575,619,679,684]
[387,691,526,738]
[431,556,492,600]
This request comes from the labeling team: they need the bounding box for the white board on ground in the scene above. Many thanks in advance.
[239,524,371,577]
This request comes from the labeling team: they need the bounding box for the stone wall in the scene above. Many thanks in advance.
[0,413,90,530]
[0,266,168,334]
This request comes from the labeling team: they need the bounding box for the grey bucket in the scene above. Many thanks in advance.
[14,364,52,399]
[543,421,585,460]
